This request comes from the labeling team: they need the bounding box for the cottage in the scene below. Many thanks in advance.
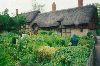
[22,11,40,29]
[23,0,98,36]
[20,10,40,34]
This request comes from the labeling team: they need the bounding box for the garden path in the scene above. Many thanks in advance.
[95,39,100,66]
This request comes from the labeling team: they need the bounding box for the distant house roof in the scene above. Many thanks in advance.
[23,11,40,23]
[31,5,97,27]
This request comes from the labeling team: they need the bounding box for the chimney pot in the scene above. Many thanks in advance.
[78,0,83,7]
[16,9,18,15]
[52,2,56,12]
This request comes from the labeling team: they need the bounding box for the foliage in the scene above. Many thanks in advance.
[0,32,19,66]
[32,34,70,47]
[12,14,26,31]
[95,3,100,35]
[87,32,93,38]
[38,30,54,35]
[95,3,100,16]
[0,9,26,32]
[0,32,95,66]
[32,0,44,12]
[78,36,95,49]
[0,32,36,66]
[30,46,90,66]
[96,28,100,35]
[51,46,90,66]
[0,45,16,66]
[36,46,57,63]
[0,32,18,44]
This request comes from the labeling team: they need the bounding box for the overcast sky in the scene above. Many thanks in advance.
[0,0,100,16]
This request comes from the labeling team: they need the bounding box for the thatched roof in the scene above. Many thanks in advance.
[23,11,40,23]
[31,5,97,27]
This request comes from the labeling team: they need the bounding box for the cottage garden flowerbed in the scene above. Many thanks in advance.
[0,31,95,66]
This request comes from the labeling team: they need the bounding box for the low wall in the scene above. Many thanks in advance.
[96,36,100,40]
[86,46,94,66]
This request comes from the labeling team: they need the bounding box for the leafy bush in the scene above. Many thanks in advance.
[20,54,36,66]
[0,32,19,66]
[0,45,16,66]
[96,29,100,35]
[87,32,94,38]
[50,46,89,66]
[36,46,57,63]
[29,33,70,47]
[32,46,90,66]
[78,36,95,49]
[0,32,18,45]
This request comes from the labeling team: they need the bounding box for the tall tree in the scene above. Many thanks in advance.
[0,9,26,33]
[32,0,44,12]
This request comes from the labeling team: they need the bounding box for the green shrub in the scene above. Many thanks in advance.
[96,29,100,35]
[0,45,16,66]
[78,36,95,49]
[51,46,90,66]
[36,46,57,63]
[20,54,36,66]
[30,33,70,47]
[0,32,18,65]
[34,46,90,66]
[87,32,94,38]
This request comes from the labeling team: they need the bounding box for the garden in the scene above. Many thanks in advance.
[0,31,95,66]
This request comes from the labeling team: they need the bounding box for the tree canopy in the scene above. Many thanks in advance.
[0,9,26,33]
[32,0,44,12]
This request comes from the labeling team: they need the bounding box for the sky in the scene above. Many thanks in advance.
[0,0,100,16]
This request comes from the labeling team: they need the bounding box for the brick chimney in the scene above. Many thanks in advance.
[78,0,83,7]
[16,9,18,16]
[52,2,56,12]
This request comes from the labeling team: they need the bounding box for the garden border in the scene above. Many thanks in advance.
[86,46,95,66]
